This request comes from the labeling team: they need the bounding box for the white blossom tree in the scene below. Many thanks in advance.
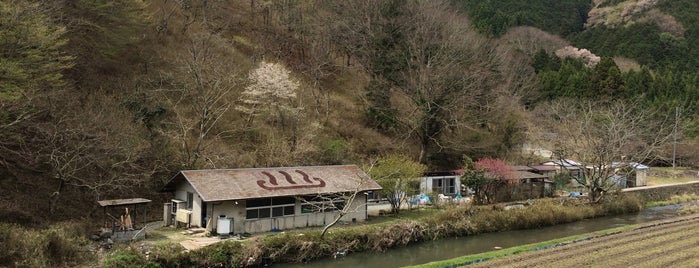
[237,61,300,130]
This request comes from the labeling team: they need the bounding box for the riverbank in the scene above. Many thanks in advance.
[100,194,643,267]
[4,182,697,267]
[102,182,699,267]
[413,212,699,268]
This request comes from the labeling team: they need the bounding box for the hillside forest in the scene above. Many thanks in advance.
[2,0,699,224]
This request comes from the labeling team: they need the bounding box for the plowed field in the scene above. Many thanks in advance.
[466,214,699,268]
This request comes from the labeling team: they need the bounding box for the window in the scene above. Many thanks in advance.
[366,191,381,201]
[245,197,295,219]
[300,194,346,214]
[445,178,456,194]
[432,177,456,195]
[186,192,194,209]
[432,179,444,194]
[171,200,184,213]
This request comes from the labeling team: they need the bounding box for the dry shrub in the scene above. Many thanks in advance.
[240,238,265,266]
[601,194,643,215]
[262,233,329,263]
[367,221,426,251]
[166,240,246,267]
[423,206,477,238]
[0,222,93,267]
[148,242,186,266]
[678,203,699,215]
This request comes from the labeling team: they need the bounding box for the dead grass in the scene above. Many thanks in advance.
[647,167,699,186]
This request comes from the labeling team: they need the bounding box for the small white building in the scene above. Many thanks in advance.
[419,171,463,197]
[611,162,649,187]
[162,165,381,234]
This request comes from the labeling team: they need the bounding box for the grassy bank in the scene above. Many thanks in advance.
[0,221,94,267]
[0,193,676,267]
[101,194,641,267]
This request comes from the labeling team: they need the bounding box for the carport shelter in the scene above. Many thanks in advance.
[162,165,381,234]
[97,198,151,241]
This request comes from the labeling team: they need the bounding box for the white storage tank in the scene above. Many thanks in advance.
[217,215,231,235]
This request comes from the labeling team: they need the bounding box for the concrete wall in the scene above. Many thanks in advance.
[623,181,699,202]
[208,200,245,234]
[239,194,369,234]
[635,169,647,187]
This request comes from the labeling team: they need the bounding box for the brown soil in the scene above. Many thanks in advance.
[466,214,699,268]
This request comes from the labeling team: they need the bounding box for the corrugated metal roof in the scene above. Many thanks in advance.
[611,162,649,170]
[165,165,382,202]
[542,159,581,168]
[97,198,152,207]
[512,171,549,180]
[509,165,534,171]
[529,165,558,171]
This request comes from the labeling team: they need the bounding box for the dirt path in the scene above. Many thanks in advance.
[466,214,699,268]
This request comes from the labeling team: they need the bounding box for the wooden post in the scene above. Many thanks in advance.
[143,204,147,230]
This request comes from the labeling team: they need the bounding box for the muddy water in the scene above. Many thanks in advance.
[273,205,682,268]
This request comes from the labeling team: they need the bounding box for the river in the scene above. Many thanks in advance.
[273,204,683,268]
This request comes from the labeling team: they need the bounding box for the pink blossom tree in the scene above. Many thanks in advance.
[462,157,512,204]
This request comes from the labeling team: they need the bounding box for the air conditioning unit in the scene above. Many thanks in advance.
[176,209,191,226]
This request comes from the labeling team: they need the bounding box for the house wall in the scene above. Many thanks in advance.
[173,181,202,227]
[234,194,370,234]
[175,176,374,233]
[636,169,647,186]
[419,176,461,196]
[208,200,245,234]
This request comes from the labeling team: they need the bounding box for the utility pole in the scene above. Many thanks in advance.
[672,106,679,169]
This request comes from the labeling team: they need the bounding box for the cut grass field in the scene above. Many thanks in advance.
[411,214,699,268]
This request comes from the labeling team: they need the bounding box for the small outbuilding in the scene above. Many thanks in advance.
[162,165,381,234]
[612,162,649,187]
[97,198,151,241]
[419,170,463,197]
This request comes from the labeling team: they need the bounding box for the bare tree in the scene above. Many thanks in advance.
[35,95,152,214]
[160,32,239,169]
[325,0,499,163]
[298,179,367,239]
[537,99,674,202]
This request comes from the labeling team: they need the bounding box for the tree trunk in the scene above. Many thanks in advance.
[320,211,346,239]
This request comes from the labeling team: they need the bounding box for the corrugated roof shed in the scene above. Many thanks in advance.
[512,171,549,180]
[97,198,151,207]
[529,165,558,171]
[164,165,382,202]
[510,165,534,171]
